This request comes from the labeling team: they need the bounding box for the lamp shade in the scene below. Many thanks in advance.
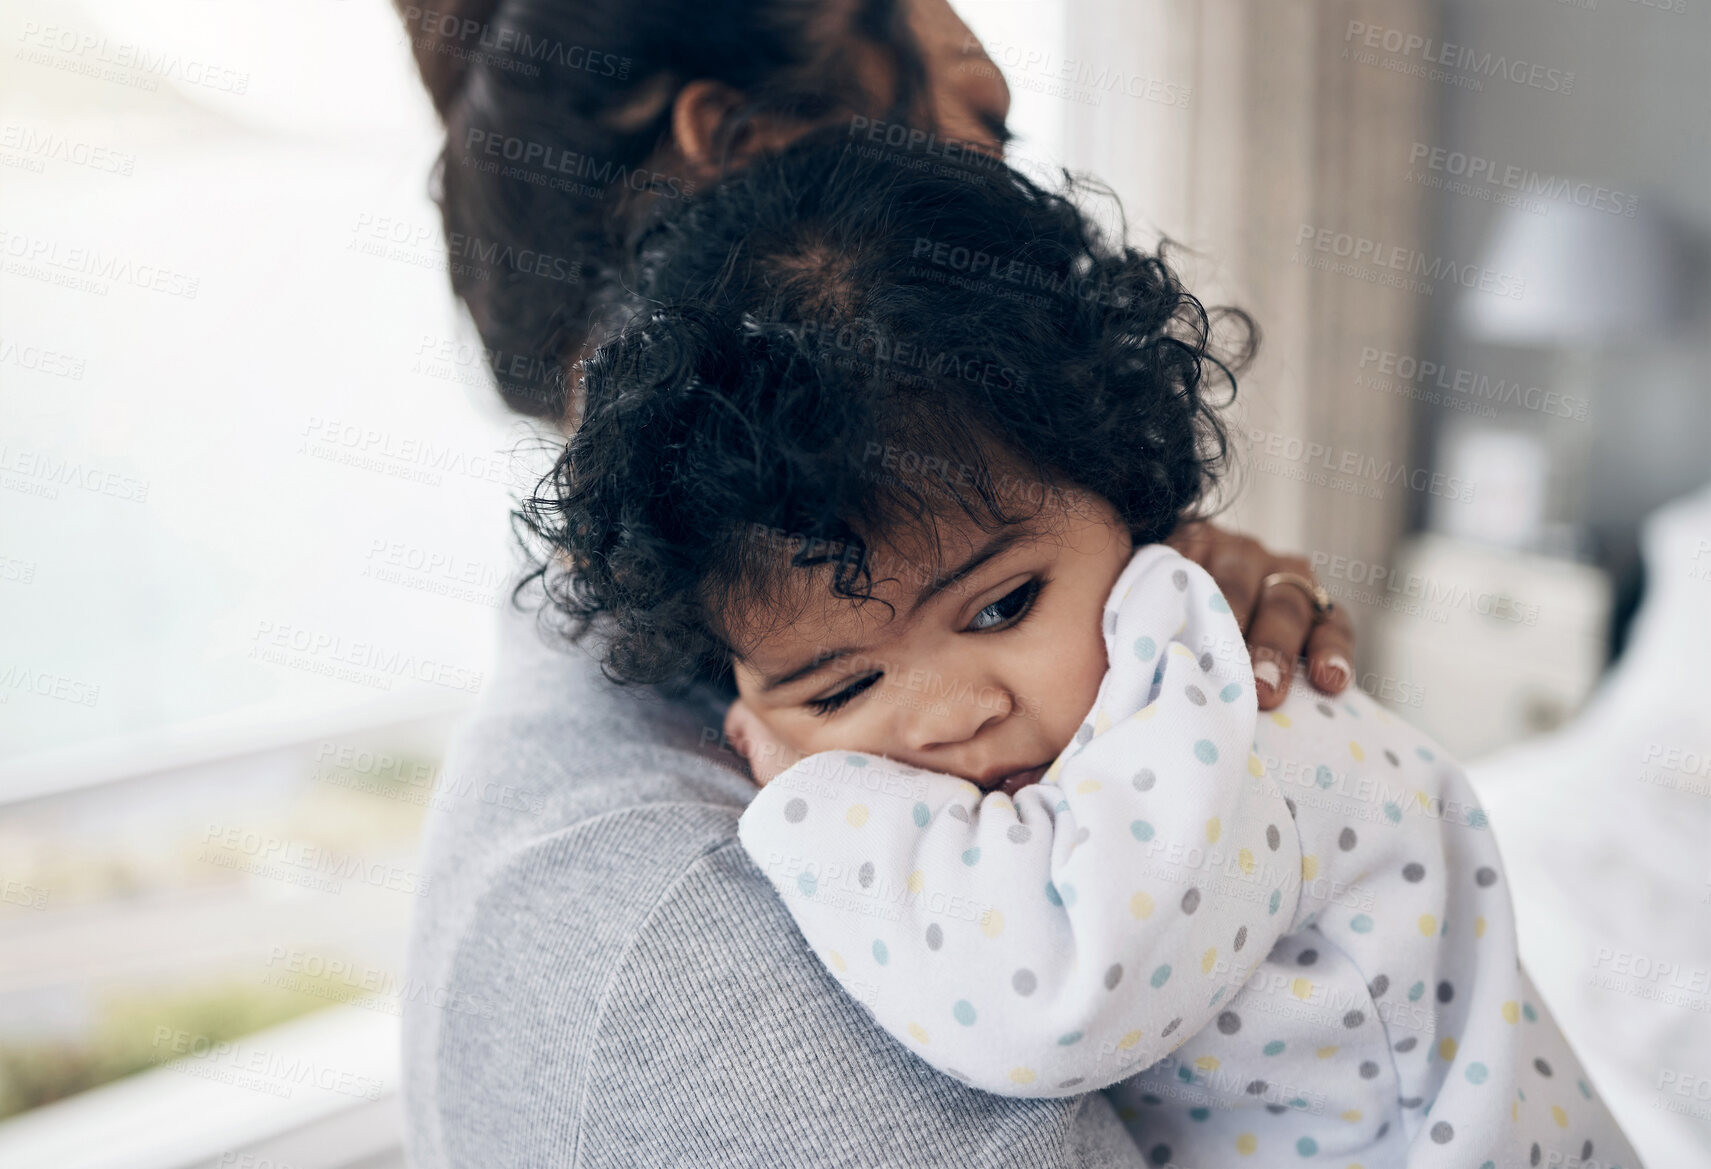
[1457,198,1703,346]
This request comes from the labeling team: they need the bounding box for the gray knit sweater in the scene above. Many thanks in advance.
[402,602,1151,1167]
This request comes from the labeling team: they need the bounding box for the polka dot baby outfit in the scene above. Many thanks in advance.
[737,545,1640,1168]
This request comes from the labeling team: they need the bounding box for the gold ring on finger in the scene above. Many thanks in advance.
[1260,571,1333,619]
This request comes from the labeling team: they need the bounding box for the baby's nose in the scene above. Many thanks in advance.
[896,673,1014,754]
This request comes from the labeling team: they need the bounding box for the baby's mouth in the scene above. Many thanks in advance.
[994,763,1050,797]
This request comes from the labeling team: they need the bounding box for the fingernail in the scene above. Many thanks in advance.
[1254,660,1282,692]
[1321,654,1351,689]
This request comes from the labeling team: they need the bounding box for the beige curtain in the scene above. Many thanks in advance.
[1056,0,1433,643]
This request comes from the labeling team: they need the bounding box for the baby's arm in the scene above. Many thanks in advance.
[737,546,1303,1097]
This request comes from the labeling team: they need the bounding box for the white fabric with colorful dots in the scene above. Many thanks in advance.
[740,546,1298,1093]
[737,544,1640,1169]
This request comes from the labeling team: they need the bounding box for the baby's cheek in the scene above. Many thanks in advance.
[1031,618,1109,750]
[763,713,819,760]
[770,707,874,765]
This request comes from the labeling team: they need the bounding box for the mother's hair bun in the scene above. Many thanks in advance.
[388,0,922,420]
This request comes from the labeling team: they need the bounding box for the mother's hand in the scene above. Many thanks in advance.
[1167,521,1355,711]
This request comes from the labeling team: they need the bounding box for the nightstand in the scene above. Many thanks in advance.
[1370,534,1612,759]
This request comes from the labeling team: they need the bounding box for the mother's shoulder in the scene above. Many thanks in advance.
[407,608,762,979]
[434,607,754,834]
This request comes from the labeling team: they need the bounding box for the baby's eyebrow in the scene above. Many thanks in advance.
[757,647,861,694]
[756,529,1028,693]
[906,528,1025,617]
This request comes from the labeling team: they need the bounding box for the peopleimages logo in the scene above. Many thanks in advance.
[201,824,431,896]
[910,236,1124,307]
[1309,550,1539,626]
[152,1026,385,1100]
[781,318,1019,392]
[0,228,200,299]
[0,125,136,175]
[0,664,101,706]
[0,338,87,380]
[17,22,251,94]
[461,129,694,199]
[1343,22,1576,94]
[348,212,581,285]
[1245,427,1478,504]
[249,619,486,694]
[1293,225,1525,300]
[1357,348,1590,421]
[960,36,1192,109]
[1407,143,1636,217]
[846,116,1004,170]
[396,7,630,78]
[0,442,150,503]
[298,415,527,489]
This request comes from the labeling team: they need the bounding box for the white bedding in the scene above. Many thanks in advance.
[1470,483,1711,1169]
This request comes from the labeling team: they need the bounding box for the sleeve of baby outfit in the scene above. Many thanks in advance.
[737,545,1304,1098]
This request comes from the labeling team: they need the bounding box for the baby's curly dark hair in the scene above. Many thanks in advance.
[517,131,1256,693]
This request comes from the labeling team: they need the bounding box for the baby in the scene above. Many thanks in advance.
[522,132,1640,1168]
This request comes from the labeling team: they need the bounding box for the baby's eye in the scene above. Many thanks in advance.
[806,672,881,717]
[967,578,1044,633]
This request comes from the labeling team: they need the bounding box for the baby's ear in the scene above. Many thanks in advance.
[670,80,807,179]
[721,697,754,756]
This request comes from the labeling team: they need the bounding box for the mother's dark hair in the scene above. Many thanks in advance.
[394,0,925,418]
